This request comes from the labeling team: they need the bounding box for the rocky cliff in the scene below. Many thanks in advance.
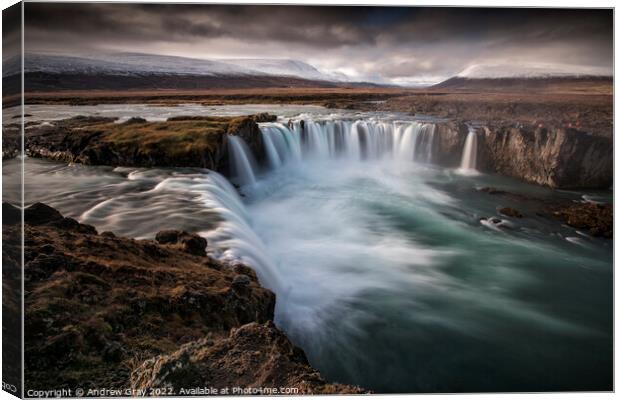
[432,122,612,189]
[15,113,275,173]
[3,202,363,394]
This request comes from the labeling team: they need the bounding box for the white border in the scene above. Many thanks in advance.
[0,1,616,400]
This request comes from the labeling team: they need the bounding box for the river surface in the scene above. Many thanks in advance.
[4,104,613,392]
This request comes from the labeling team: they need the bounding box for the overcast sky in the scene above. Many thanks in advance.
[24,4,613,85]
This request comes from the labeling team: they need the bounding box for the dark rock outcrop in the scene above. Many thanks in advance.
[499,207,523,218]
[476,186,613,237]
[6,202,361,394]
[131,321,365,395]
[549,202,612,238]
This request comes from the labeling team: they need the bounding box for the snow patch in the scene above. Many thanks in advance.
[457,62,611,79]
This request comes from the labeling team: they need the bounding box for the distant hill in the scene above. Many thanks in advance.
[4,52,380,92]
[432,62,612,93]
[432,75,612,93]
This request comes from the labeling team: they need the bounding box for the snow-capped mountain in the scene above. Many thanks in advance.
[17,52,348,82]
[432,62,612,90]
[456,62,612,79]
[218,58,347,82]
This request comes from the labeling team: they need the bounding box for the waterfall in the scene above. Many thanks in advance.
[238,119,441,175]
[416,124,436,163]
[458,128,478,174]
[227,136,257,186]
[261,129,282,169]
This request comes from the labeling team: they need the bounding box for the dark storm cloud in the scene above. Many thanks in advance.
[25,4,382,47]
[23,3,613,84]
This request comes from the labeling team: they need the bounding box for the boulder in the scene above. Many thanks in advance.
[499,207,523,218]
[24,202,64,225]
[550,202,612,238]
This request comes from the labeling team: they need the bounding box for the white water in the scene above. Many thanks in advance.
[261,118,436,165]
[227,136,258,187]
[458,127,479,175]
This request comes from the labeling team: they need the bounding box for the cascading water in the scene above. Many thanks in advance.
[256,118,436,165]
[458,127,479,174]
[227,135,258,186]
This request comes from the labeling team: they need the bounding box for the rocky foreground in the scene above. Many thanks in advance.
[2,202,363,395]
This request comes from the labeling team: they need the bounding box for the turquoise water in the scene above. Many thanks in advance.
[241,159,612,392]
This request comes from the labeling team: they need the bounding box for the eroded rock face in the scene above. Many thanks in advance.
[131,321,365,395]
[432,122,612,189]
[479,125,612,189]
[433,122,468,166]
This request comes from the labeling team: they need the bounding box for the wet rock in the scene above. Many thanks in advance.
[251,113,277,123]
[478,187,507,195]
[550,202,612,238]
[499,207,523,218]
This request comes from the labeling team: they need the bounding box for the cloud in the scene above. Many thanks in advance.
[23,4,613,85]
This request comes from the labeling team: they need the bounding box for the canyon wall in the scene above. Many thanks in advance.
[433,122,613,189]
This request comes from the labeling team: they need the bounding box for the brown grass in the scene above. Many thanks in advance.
[96,119,230,158]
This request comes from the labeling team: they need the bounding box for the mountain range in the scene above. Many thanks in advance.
[3,52,613,93]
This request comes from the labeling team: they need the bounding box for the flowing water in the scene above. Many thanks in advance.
[459,127,478,174]
[4,105,613,392]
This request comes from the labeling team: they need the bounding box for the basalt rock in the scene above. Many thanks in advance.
[433,122,612,189]
[478,125,612,189]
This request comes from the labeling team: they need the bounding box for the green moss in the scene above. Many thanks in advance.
[93,120,229,159]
